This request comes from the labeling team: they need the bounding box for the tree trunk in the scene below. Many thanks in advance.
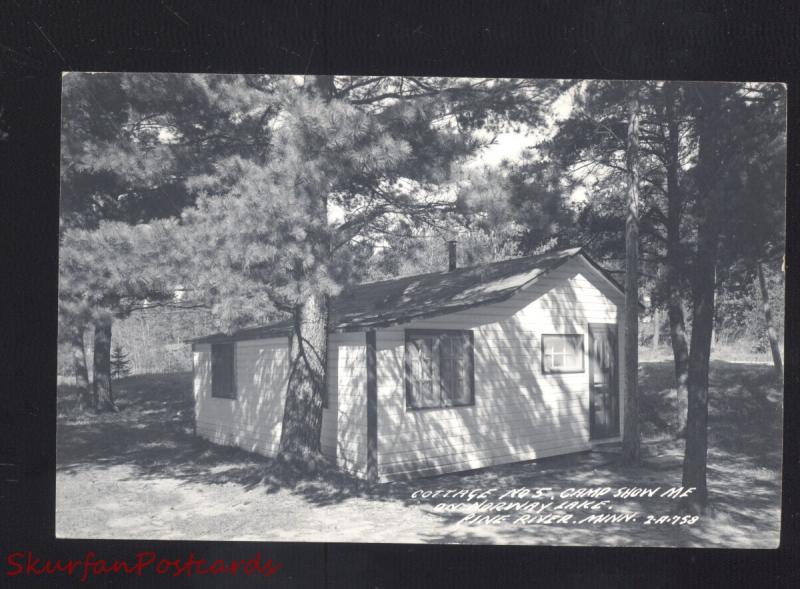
[663,81,690,437]
[757,261,783,378]
[81,327,91,383]
[668,299,690,437]
[651,307,660,350]
[683,265,715,511]
[277,73,335,464]
[92,314,117,412]
[681,84,724,513]
[278,292,328,460]
[70,325,93,411]
[622,82,641,466]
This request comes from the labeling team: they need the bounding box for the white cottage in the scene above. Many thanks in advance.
[190,247,628,482]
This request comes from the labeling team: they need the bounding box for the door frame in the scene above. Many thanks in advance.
[588,322,620,440]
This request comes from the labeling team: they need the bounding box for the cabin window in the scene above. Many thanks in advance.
[541,334,584,374]
[211,343,236,399]
[405,329,474,410]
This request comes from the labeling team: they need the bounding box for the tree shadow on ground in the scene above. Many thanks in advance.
[58,373,414,505]
[638,362,681,440]
[706,360,783,470]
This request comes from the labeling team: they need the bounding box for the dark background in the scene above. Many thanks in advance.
[1,1,798,587]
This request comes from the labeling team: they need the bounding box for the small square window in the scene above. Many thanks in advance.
[542,334,584,374]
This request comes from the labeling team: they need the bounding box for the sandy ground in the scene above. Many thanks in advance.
[56,362,782,547]
[57,463,442,543]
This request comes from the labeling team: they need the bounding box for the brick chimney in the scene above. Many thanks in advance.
[447,240,457,271]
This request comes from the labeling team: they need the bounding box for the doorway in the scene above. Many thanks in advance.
[588,323,620,439]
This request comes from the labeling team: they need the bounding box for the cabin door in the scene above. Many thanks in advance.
[589,323,619,439]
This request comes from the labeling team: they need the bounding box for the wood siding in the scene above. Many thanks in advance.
[374,256,625,480]
[193,337,337,461]
[332,332,368,476]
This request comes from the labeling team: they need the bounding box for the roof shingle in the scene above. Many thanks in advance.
[189,247,623,344]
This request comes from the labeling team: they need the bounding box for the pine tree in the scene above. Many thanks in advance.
[715,83,786,379]
[59,220,179,410]
[542,80,785,485]
[110,344,131,379]
[178,77,473,459]
[621,81,642,466]
[60,73,213,407]
[679,82,786,512]
[660,81,691,436]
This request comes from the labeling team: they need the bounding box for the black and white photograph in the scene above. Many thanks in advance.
[54,73,785,548]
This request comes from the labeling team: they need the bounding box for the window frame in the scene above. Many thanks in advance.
[541,333,585,374]
[211,342,237,400]
[404,328,475,411]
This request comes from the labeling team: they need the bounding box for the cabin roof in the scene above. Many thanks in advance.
[189,247,628,344]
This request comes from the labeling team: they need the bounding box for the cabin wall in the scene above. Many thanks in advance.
[332,332,368,477]
[374,256,624,481]
[193,338,288,456]
[193,337,337,461]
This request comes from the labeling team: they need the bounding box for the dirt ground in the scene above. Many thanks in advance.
[56,361,783,547]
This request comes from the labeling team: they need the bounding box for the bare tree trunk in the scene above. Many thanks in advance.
[92,314,117,412]
[757,261,783,378]
[70,325,93,411]
[652,307,660,350]
[683,263,715,511]
[682,83,725,513]
[663,81,690,437]
[622,82,641,466]
[80,327,90,382]
[668,299,690,436]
